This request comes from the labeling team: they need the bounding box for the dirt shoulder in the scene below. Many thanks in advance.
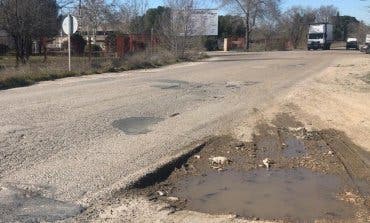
[282,56,370,152]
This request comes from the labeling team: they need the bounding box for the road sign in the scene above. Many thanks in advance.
[190,9,218,36]
[173,9,218,36]
[62,15,78,35]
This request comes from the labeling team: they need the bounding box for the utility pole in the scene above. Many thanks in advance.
[151,27,154,56]
[79,0,82,18]
[68,14,73,71]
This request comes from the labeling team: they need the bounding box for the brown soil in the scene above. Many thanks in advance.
[129,113,370,223]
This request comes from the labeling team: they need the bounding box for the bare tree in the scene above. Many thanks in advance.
[280,6,316,49]
[80,0,114,41]
[256,1,280,50]
[220,0,281,51]
[114,0,148,33]
[158,0,203,58]
[0,0,59,64]
[315,5,338,23]
[78,0,115,59]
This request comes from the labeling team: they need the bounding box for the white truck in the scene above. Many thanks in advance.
[361,34,370,53]
[307,23,334,50]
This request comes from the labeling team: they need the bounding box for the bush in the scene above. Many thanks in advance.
[106,32,117,52]
[204,37,219,51]
[91,44,102,57]
[71,34,87,56]
[0,44,9,56]
[62,34,87,56]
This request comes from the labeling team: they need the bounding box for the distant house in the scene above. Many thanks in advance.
[80,26,115,51]
[48,26,114,52]
[0,30,13,49]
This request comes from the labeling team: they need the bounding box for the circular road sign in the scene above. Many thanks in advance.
[62,15,78,35]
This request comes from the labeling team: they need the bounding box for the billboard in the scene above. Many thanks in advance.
[190,9,218,36]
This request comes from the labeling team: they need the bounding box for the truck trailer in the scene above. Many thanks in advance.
[307,23,333,50]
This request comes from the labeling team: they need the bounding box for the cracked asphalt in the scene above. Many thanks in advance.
[0,51,361,221]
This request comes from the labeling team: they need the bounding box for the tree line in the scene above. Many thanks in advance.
[0,0,369,64]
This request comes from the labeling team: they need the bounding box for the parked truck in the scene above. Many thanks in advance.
[307,23,333,50]
[346,38,359,50]
[365,34,370,54]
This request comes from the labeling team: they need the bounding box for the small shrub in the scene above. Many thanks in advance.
[91,44,102,57]
[62,34,87,56]
[0,76,33,89]
[90,59,102,69]
[204,37,219,51]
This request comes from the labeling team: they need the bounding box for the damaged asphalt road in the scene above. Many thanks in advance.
[0,51,368,222]
[127,114,370,222]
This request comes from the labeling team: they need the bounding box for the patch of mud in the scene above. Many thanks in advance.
[173,168,353,221]
[112,117,164,135]
[282,135,307,158]
[128,114,370,222]
[0,186,84,222]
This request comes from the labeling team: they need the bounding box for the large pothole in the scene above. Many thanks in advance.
[127,114,370,222]
[112,117,164,135]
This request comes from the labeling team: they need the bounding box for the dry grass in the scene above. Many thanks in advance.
[0,50,207,90]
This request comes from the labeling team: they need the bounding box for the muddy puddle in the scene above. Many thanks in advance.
[173,168,353,221]
[130,114,370,222]
[283,135,307,158]
[112,117,164,135]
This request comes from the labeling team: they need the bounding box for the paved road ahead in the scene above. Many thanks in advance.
[0,51,358,216]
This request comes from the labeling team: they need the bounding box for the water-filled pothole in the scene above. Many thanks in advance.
[131,115,370,222]
[112,117,164,135]
[172,168,353,221]
[283,135,307,158]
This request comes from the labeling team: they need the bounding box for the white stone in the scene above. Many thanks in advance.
[157,191,165,196]
[167,197,179,202]
[263,158,274,169]
[209,156,229,165]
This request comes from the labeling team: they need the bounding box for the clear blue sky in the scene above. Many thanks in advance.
[146,0,370,22]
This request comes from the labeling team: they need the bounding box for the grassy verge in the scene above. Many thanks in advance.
[0,51,208,90]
